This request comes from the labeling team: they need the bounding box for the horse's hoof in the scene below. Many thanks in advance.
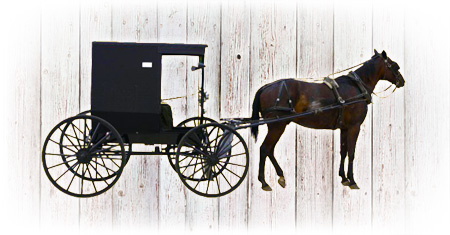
[341,180,351,186]
[349,184,360,189]
[278,176,286,188]
[262,185,272,191]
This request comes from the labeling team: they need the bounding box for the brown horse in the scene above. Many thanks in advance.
[250,50,404,191]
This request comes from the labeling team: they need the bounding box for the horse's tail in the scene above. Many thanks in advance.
[251,88,263,141]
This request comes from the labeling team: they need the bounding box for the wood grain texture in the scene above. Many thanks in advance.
[3,2,41,232]
[40,1,81,230]
[372,2,405,233]
[219,0,250,232]
[158,0,188,233]
[6,1,450,233]
[79,1,113,232]
[186,0,221,232]
[332,0,372,232]
[404,2,450,234]
[111,0,159,232]
[296,0,334,233]
[248,0,296,232]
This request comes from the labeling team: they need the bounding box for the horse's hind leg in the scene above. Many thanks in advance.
[268,146,286,188]
[339,129,351,186]
[346,125,361,189]
[258,122,287,191]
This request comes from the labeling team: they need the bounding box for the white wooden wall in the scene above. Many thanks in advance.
[2,0,449,234]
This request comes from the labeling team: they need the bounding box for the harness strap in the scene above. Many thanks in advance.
[324,77,345,104]
[348,71,372,104]
[323,77,345,129]
[262,81,295,116]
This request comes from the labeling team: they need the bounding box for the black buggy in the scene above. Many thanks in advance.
[42,42,249,198]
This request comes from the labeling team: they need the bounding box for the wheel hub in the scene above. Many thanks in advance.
[207,154,219,165]
[76,148,92,164]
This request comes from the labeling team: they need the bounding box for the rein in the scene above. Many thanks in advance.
[326,55,400,100]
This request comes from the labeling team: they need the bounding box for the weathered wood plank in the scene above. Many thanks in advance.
[332,0,372,232]
[3,1,41,231]
[158,0,188,233]
[185,0,221,232]
[40,1,81,230]
[372,1,405,233]
[219,0,250,232]
[296,0,334,233]
[79,0,113,232]
[404,2,450,234]
[111,0,159,232]
[248,0,296,233]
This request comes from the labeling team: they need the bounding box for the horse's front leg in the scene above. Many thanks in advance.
[339,129,351,186]
[346,125,361,189]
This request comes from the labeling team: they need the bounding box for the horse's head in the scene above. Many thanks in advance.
[373,49,405,88]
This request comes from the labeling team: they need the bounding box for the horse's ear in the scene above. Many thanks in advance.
[374,49,379,55]
[381,50,387,59]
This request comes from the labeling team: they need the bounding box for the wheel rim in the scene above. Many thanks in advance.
[42,115,126,197]
[175,123,249,197]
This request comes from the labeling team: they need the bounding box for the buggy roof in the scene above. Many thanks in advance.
[93,41,207,56]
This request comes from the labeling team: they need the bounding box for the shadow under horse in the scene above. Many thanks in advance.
[250,50,405,191]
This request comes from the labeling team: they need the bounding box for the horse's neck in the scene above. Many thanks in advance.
[354,62,383,92]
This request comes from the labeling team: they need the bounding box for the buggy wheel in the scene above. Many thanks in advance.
[74,111,132,164]
[175,123,249,197]
[167,116,217,175]
[42,115,126,197]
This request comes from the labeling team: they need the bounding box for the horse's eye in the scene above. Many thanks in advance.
[388,64,392,68]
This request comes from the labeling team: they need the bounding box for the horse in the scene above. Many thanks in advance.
[250,50,405,191]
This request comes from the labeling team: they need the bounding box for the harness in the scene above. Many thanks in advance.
[261,73,372,129]
[261,80,295,116]
[259,54,402,128]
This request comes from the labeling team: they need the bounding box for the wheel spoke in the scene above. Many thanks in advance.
[59,127,84,143]
[213,166,221,193]
[96,159,116,175]
[100,153,121,168]
[47,158,77,169]
[206,167,212,194]
[179,161,206,169]
[80,164,87,194]
[88,162,109,185]
[217,141,240,156]
[181,157,195,175]
[188,161,207,179]
[90,133,110,151]
[58,127,81,151]
[183,142,207,156]
[218,161,246,168]
[45,153,76,157]
[71,123,84,150]
[218,152,246,160]
[55,162,80,182]
[87,123,100,147]
[217,162,241,179]
[218,165,233,188]
[91,156,123,160]
[49,139,77,153]
[86,166,97,193]
[66,164,81,190]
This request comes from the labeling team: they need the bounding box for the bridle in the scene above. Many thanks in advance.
[357,54,403,99]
